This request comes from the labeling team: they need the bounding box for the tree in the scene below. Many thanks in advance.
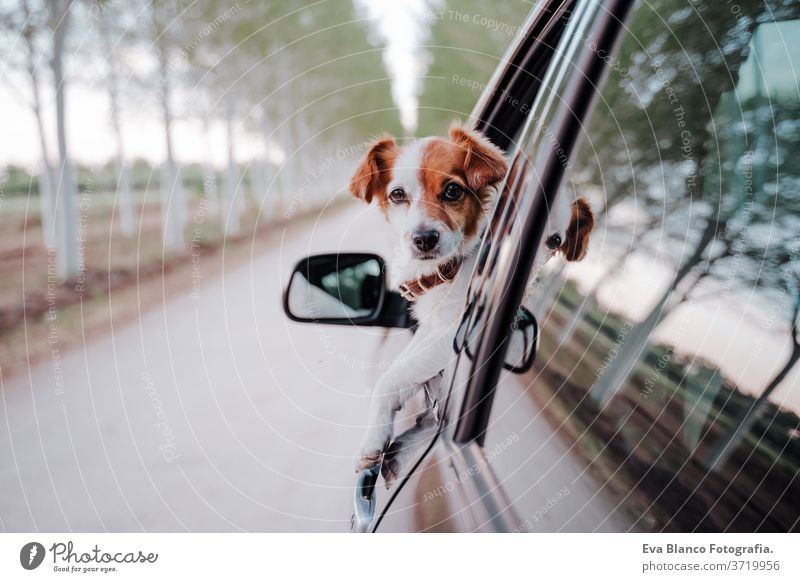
[222,98,244,237]
[417,0,533,135]
[0,0,57,247]
[150,0,186,250]
[97,0,135,237]
[705,281,800,468]
[179,0,399,218]
[573,0,797,404]
[48,0,79,278]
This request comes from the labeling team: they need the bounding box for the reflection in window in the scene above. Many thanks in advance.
[320,259,381,312]
[489,2,800,532]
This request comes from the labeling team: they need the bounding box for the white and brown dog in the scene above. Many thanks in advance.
[350,124,594,483]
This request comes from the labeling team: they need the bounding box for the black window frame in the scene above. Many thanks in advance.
[453,0,636,447]
[370,0,581,531]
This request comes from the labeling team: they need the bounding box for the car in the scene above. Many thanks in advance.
[283,0,800,532]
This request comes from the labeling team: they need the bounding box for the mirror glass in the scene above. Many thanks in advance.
[286,254,384,322]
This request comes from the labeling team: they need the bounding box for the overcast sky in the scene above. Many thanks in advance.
[1,7,797,170]
[0,1,435,170]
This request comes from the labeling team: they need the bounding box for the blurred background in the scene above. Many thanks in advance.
[0,0,532,376]
[2,0,797,534]
[0,0,531,531]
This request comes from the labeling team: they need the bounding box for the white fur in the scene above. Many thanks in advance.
[357,250,478,469]
[357,138,496,475]
[356,138,585,480]
[383,139,477,287]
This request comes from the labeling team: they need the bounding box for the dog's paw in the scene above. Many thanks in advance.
[380,439,407,487]
[381,455,401,486]
[357,428,391,472]
[356,449,383,473]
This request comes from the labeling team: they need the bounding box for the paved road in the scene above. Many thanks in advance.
[0,203,411,532]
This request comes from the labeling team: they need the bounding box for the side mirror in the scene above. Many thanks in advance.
[283,253,414,328]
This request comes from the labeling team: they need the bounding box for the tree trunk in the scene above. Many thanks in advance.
[23,0,56,248]
[38,160,56,248]
[154,3,185,250]
[532,261,566,321]
[591,291,675,405]
[49,0,78,279]
[159,161,185,250]
[100,13,134,237]
[590,215,719,405]
[201,115,219,217]
[703,339,800,470]
[557,290,595,346]
[558,214,661,347]
[23,21,57,248]
[275,84,296,216]
[223,101,242,237]
[259,109,276,221]
[558,248,629,346]
[114,151,134,236]
[31,80,56,248]
[252,160,270,223]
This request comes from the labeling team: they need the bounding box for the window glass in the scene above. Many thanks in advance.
[484,0,800,532]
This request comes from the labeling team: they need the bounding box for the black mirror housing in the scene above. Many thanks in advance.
[504,306,538,374]
[282,253,414,328]
[455,300,538,374]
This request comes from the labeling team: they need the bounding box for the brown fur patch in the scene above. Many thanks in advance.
[349,136,398,206]
[416,128,508,239]
[561,197,595,261]
[448,124,508,193]
[418,139,467,231]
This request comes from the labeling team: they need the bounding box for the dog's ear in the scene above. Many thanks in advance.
[349,136,397,204]
[561,197,595,261]
[449,123,508,192]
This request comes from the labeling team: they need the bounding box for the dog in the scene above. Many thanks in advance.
[350,123,594,484]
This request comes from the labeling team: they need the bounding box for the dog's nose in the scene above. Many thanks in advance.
[412,230,440,252]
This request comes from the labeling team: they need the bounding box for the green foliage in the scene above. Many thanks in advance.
[0,165,37,196]
[178,0,400,142]
[417,0,533,135]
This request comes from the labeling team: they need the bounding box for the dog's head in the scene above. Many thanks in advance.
[349,125,508,265]
[536,195,595,269]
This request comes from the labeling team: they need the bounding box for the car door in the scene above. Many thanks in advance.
[373,0,636,532]
[457,0,800,532]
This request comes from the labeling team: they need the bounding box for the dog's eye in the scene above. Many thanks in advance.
[545,233,562,250]
[389,188,406,204]
[441,182,463,202]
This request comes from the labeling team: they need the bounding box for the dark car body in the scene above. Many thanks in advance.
[289,0,800,532]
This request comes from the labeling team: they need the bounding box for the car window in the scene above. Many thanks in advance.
[483,0,800,532]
